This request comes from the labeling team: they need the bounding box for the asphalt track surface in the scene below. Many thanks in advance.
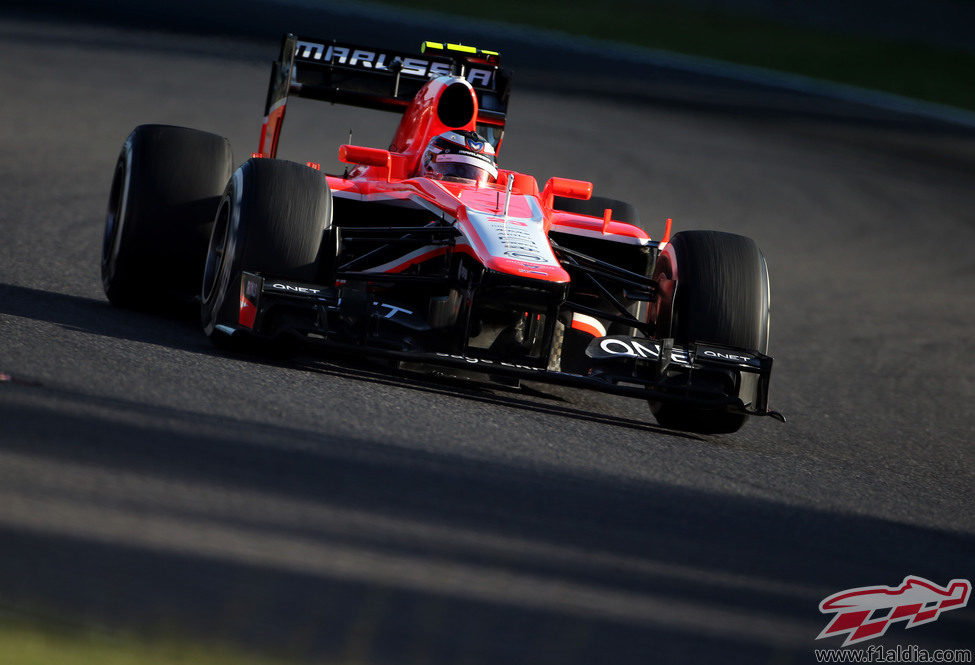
[1,7,974,665]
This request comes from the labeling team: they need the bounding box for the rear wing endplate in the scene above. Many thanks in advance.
[258,33,511,158]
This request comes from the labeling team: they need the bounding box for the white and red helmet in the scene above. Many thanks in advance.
[420,130,498,184]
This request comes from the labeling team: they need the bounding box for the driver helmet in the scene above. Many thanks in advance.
[420,130,498,185]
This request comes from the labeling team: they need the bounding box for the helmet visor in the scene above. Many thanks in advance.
[430,153,498,184]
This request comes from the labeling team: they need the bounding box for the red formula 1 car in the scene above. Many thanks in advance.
[101,34,782,433]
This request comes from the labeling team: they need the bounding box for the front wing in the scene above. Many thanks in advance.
[231,272,783,421]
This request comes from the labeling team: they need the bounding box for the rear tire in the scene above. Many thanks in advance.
[554,195,640,228]
[201,158,333,346]
[650,230,770,434]
[102,124,233,309]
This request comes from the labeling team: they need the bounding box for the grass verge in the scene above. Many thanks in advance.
[377,0,975,111]
[0,616,304,665]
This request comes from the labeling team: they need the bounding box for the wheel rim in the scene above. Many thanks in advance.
[101,157,126,280]
[202,197,230,305]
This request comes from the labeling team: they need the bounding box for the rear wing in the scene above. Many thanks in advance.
[258,33,511,158]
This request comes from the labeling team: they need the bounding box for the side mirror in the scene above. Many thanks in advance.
[338,144,391,168]
[543,177,593,201]
[541,177,593,211]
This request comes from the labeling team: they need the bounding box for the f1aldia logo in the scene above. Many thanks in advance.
[817,576,970,646]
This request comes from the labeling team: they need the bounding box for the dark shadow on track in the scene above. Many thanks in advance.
[0,527,779,665]
[0,282,704,440]
[295,356,708,442]
[0,283,210,353]
[0,384,973,663]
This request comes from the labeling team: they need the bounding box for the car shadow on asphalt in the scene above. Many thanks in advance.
[0,281,211,352]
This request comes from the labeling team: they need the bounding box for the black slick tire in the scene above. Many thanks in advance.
[102,124,233,309]
[650,230,770,434]
[201,158,333,347]
[554,195,640,228]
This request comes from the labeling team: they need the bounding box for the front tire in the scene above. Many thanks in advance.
[102,124,233,309]
[201,158,333,346]
[650,230,770,434]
